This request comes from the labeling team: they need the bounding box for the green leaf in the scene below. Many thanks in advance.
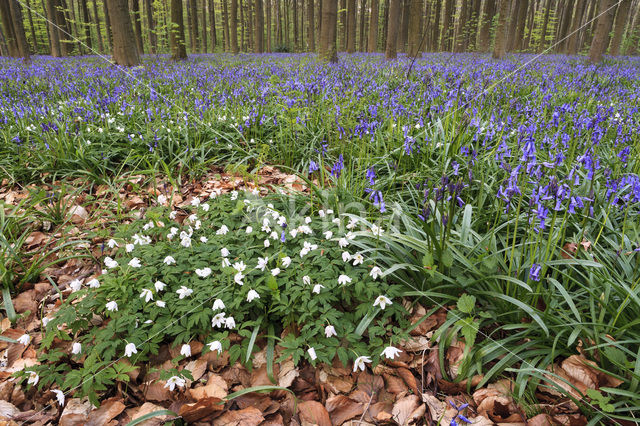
[456,294,476,314]
[441,250,453,268]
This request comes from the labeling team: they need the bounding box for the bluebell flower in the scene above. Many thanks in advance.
[529,263,542,282]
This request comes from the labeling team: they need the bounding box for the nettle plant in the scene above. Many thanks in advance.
[30,190,408,404]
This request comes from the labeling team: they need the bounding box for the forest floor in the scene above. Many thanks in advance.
[0,167,596,426]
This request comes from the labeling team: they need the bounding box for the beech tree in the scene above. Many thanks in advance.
[318,0,337,62]
[609,0,631,56]
[106,0,140,65]
[492,0,511,59]
[230,0,238,53]
[0,0,30,60]
[367,0,377,52]
[589,0,615,63]
[385,0,400,60]
[170,0,187,59]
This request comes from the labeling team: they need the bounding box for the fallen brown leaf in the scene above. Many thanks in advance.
[189,374,228,400]
[392,394,425,425]
[179,397,225,423]
[86,398,125,426]
[325,395,365,425]
[298,400,332,426]
[213,406,264,426]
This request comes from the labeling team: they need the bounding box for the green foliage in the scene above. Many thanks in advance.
[28,191,408,403]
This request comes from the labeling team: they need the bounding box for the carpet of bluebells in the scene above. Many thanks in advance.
[2,53,640,418]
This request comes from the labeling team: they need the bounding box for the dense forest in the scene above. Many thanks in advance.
[1,0,639,64]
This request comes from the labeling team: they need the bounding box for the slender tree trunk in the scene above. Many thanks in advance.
[455,0,469,52]
[170,0,187,58]
[1,0,30,59]
[367,0,377,51]
[523,0,536,50]
[478,0,495,51]
[385,0,400,59]
[626,2,640,55]
[609,0,631,56]
[398,0,409,51]
[429,0,441,51]
[46,0,61,55]
[407,0,421,57]
[307,0,315,50]
[255,0,264,51]
[103,0,112,50]
[358,0,366,51]
[144,0,156,53]
[492,0,510,59]
[209,0,216,50]
[202,0,208,51]
[106,0,139,64]
[266,0,271,51]
[132,0,144,54]
[339,0,346,50]
[566,0,585,54]
[25,0,38,52]
[382,0,388,48]
[319,0,337,61]
[189,0,199,51]
[223,0,230,51]
[512,0,527,51]
[556,0,572,51]
[441,0,453,50]
[589,0,615,62]
[79,0,92,50]
[538,0,550,52]
[317,0,322,45]
[0,23,8,56]
[56,0,73,55]
[91,0,104,52]
[230,0,238,52]
[346,0,356,52]
[69,0,83,54]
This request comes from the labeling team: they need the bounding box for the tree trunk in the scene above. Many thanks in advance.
[92,0,104,52]
[385,0,400,59]
[145,0,156,53]
[170,0,187,59]
[202,0,208,51]
[103,0,112,50]
[45,0,61,55]
[358,0,366,51]
[609,0,630,56]
[492,0,510,59]
[367,0,377,51]
[223,0,230,51]
[429,0,440,51]
[382,0,388,48]
[441,0,453,51]
[556,0,572,51]
[317,0,321,45]
[25,0,39,52]
[307,0,315,50]
[189,0,199,51]
[478,0,495,51]
[398,0,409,52]
[69,0,83,54]
[626,3,640,55]
[56,0,74,55]
[79,0,92,50]
[589,0,615,62]
[209,0,216,50]
[106,0,139,65]
[319,0,337,61]
[523,0,536,50]
[455,0,469,52]
[266,0,271,51]
[293,0,299,49]
[512,0,527,51]
[132,0,144,54]
[255,0,264,51]
[538,0,551,52]
[0,0,30,59]
[346,0,355,52]
[230,0,238,52]
[339,0,346,50]
[407,0,421,57]
[284,0,289,48]
[566,0,585,54]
